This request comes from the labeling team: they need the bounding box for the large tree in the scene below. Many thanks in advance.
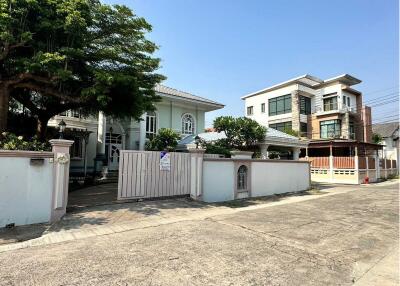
[0,0,164,136]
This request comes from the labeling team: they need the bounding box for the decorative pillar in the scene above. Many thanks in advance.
[260,144,269,159]
[188,148,205,200]
[139,113,146,151]
[329,144,334,182]
[292,147,301,160]
[305,147,309,159]
[50,139,74,223]
[354,146,359,184]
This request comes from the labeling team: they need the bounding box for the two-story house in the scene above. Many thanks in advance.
[242,74,375,157]
[48,84,224,175]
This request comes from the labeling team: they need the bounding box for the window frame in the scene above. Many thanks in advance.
[323,96,338,111]
[299,96,311,115]
[145,111,157,139]
[261,103,265,113]
[268,94,292,116]
[269,121,292,132]
[181,113,196,135]
[320,119,341,139]
[247,106,254,116]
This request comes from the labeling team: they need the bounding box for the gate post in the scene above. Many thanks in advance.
[49,139,74,222]
[188,148,205,200]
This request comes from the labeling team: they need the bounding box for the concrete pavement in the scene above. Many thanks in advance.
[0,182,398,285]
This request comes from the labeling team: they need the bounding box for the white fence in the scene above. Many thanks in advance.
[0,140,73,227]
[118,151,191,200]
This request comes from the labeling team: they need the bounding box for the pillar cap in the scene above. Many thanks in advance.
[188,148,206,154]
[49,139,74,147]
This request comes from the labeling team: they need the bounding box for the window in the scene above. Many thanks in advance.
[342,95,346,105]
[269,94,291,116]
[71,137,83,158]
[300,122,308,137]
[247,106,254,116]
[182,113,195,135]
[349,122,355,139]
[269,121,292,132]
[237,165,248,190]
[320,120,341,139]
[146,111,157,139]
[347,97,350,107]
[261,103,265,113]
[299,96,311,115]
[323,96,338,111]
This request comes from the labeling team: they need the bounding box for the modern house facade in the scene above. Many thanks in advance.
[242,74,372,144]
[48,84,224,175]
[372,122,399,163]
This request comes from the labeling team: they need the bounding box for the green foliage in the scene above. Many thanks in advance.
[1,0,165,133]
[372,133,383,144]
[282,128,300,137]
[145,128,180,151]
[213,116,266,150]
[0,132,50,151]
[199,138,231,157]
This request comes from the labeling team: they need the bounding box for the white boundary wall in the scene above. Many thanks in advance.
[201,158,310,203]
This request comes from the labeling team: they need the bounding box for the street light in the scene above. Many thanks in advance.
[58,120,66,139]
[194,135,200,149]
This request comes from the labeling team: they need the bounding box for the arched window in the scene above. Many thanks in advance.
[237,165,248,190]
[182,113,195,135]
[146,111,157,139]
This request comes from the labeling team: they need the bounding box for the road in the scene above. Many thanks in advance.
[0,182,398,285]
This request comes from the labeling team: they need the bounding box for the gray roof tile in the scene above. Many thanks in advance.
[372,122,399,138]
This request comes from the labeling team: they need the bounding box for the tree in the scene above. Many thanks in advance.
[213,116,266,150]
[0,0,164,137]
[372,133,383,144]
[145,128,180,151]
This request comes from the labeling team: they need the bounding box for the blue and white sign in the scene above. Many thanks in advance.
[160,151,171,171]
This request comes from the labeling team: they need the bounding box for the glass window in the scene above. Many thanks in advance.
[269,94,292,116]
[261,103,265,113]
[323,97,338,111]
[237,165,248,190]
[146,111,157,139]
[349,122,355,139]
[71,137,82,158]
[347,97,350,107]
[300,122,308,137]
[247,106,253,116]
[320,120,341,138]
[182,114,195,135]
[299,96,311,115]
[342,95,346,105]
[269,121,292,132]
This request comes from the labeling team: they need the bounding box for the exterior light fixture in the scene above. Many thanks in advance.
[58,120,66,139]
[194,135,201,149]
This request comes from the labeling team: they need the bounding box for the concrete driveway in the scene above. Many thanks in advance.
[0,182,398,286]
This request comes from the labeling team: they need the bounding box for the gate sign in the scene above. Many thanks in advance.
[160,151,171,171]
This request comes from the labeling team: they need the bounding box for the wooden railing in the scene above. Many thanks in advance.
[334,157,355,169]
[308,157,329,169]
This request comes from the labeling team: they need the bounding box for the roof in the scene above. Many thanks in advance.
[372,122,399,138]
[177,132,227,146]
[241,74,361,99]
[155,84,224,108]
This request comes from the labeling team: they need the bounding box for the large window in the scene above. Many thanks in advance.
[269,121,292,132]
[323,96,338,111]
[247,106,253,116]
[182,113,195,135]
[320,120,341,138]
[146,111,157,139]
[269,94,291,116]
[299,96,311,115]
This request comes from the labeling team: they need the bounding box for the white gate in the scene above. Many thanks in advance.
[118,151,191,200]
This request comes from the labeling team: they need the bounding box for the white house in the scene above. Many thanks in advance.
[48,84,224,175]
[372,122,399,162]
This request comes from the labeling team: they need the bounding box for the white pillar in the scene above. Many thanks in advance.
[375,152,380,180]
[329,145,334,182]
[260,144,269,159]
[139,113,146,151]
[188,148,205,200]
[354,146,359,184]
[97,111,106,155]
[292,147,301,160]
[49,139,74,223]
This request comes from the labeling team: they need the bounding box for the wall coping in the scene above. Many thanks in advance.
[0,150,54,158]
[203,158,310,164]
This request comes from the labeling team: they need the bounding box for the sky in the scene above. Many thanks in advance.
[104,0,399,127]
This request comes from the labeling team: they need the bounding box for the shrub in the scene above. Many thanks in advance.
[0,132,51,151]
[145,128,181,151]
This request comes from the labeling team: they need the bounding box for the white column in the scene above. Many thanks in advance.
[354,146,359,184]
[375,152,380,180]
[97,111,106,155]
[188,148,205,200]
[49,139,74,223]
[260,144,269,159]
[292,147,301,160]
[329,145,334,182]
[139,113,146,151]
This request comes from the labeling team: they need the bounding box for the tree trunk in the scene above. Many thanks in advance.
[36,115,50,141]
[0,86,9,132]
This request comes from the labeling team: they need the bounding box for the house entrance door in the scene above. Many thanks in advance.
[106,133,122,171]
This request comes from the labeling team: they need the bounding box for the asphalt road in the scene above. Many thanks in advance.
[0,183,398,286]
